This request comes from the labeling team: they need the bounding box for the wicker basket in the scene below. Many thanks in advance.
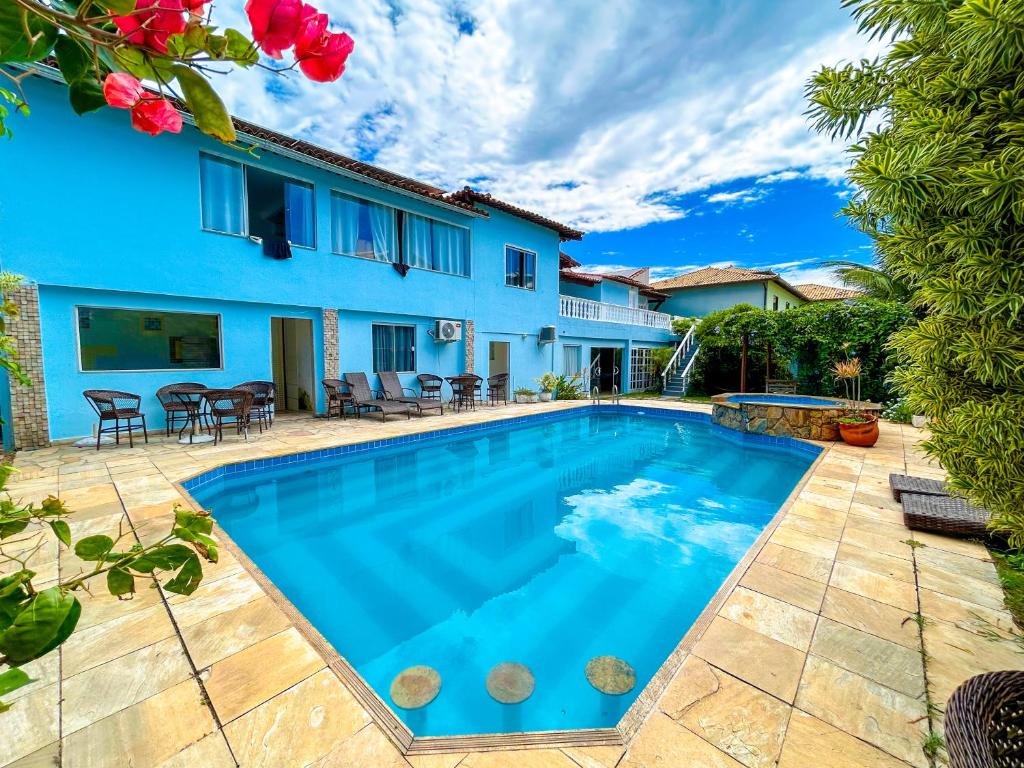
[947,671,1024,768]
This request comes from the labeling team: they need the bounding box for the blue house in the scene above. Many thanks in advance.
[0,66,677,448]
[652,266,807,317]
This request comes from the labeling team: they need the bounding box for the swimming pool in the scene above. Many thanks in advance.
[726,394,847,407]
[713,392,882,440]
[187,407,818,739]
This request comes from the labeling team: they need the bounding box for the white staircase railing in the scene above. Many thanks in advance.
[675,344,700,396]
[560,295,673,330]
[661,323,697,392]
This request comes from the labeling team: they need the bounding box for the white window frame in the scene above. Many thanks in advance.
[504,243,537,291]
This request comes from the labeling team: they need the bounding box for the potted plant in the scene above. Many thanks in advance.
[514,387,538,404]
[832,353,879,447]
[537,372,558,402]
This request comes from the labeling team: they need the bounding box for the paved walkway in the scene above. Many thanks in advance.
[2,402,1020,768]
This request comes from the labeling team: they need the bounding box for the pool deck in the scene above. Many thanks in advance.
[3,400,1020,768]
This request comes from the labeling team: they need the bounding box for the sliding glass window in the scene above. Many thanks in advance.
[372,324,415,373]
[403,213,469,276]
[505,245,536,289]
[331,192,397,262]
[77,307,222,371]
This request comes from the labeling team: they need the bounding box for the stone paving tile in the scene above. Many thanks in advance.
[835,542,916,583]
[777,513,845,542]
[916,545,1001,585]
[61,602,177,676]
[407,755,467,768]
[62,678,217,768]
[922,616,1024,708]
[820,587,920,649]
[660,655,790,768]
[829,562,918,613]
[768,527,839,561]
[755,542,832,584]
[718,586,817,652]
[918,588,1018,640]
[916,564,1006,611]
[181,594,293,670]
[809,617,924,697]
[155,733,236,768]
[164,569,266,628]
[621,711,745,768]
[691,617,805,703]
[737,561,827,613]
[223,668,371,768]
[313,724,412,768]
[0,685,59,767]
[778,710,913,768]
[560,746,625,768]
[460,749,581,768]
[3,743,60,768]
[795,655,928,767]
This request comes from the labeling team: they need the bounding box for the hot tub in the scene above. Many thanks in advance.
[712,392,881,440]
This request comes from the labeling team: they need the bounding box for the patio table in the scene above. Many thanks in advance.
[446,375,478,412]
[171,385,214,445]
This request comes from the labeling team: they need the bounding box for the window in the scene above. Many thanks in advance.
[372,324,415,373]
[331,192,397,262]
[77,307,221,371]
[199,153,315,248]
[772,296,779,311]
[628,287,640,308]
[403,213,469,275]
[505,246,536,289]
[785,301,791,310]
[562,345,582,376]
[630,347,655,391]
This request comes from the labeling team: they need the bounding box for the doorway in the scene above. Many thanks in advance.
[488,341,510,380]
[271,317,315,412]
[590,347,623,394]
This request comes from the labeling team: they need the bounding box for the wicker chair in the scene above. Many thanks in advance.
[83,390,148,450]
[446,375,476,412]
[322,378,351,420]
[946,671,1024,767]
[235,380,275,428]
[234,382,274,432]
[417,374,444,401]
[487,373,509,406]
[156,383,206,437]
[203,389,254,444]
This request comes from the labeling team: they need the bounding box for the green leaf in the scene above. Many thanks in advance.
[162,554,203,596]
[0,518,28,539]
[224,29,258,66]
[0,667,32,697]
[48,520,71,548]
[0,587,81,665]
[106,567,134,597]
[68,79,106,115]
[95,0,137,14]
[0,3,58,63]
[128,544,194,573]
[53,35,92,83]
[172,65,236,143]
[73,535,114,562]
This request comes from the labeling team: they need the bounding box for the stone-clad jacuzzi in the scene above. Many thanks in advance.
[712,393,881,440]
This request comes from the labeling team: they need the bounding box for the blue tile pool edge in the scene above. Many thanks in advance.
[170,403,830,754]
[179,404,823,496]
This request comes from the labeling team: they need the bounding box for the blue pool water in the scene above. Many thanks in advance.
[726,394,847,407]
[191,409,817,736]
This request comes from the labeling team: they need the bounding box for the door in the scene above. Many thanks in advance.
[590,347,623,393]
[489,341,510,379]
[271,317,315,411]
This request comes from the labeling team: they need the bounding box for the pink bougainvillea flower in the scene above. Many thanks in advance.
[130,97,184,136]
[245,0,305,58]
[114,0,188,53]
[294,9,354,83]
[102,72,146,109]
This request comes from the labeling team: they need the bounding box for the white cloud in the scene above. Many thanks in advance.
[207,1,880,233]
[706,188,764,206]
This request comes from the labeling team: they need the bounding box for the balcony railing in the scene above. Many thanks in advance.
[559,295,673,330]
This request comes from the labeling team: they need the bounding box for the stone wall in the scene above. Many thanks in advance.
[464,319,474,373]
[322,308,339,380]
[712,402,843,441]
[5,285,51,449]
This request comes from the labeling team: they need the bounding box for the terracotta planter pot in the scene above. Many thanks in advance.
[838,416,879,447]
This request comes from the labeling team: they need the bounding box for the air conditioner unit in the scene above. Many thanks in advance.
[538,325,557,344]
[434,319,463,342]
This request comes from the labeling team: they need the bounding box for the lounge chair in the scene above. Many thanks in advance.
[889,473,949,502]
[901,493,991,538]
[378,371,443,415]
[946,670,1024,768]
[344,372,412,422]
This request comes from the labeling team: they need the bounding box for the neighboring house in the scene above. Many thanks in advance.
[557,255,676,393]
[793,284,864,302]
[651,266,807,317]
[0,66,677,448]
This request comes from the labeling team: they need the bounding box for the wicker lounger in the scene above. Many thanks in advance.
[946,670,1024,768]
[344,372,412,422]
[901,492,990,538]
[889,473,949,502]
[378,371,443,415]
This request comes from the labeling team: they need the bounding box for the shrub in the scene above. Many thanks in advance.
[553,373,586,400]
[882,397,913,424]
[808,0,1024,546]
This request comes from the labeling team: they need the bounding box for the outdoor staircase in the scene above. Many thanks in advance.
[661,323,700,398]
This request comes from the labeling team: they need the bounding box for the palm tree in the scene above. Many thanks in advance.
[822,260,911,302]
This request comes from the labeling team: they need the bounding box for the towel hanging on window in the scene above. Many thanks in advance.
[392,262,410,277]
[264,237,292,260]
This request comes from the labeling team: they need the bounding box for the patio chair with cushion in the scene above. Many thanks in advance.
[156,383,205,437]
[234,381,274,432]
[487,373,509,406]
[344,372,412,422]
[378,371,443,415]
[417,373,444,402]
[323,378,352,420]
[203,389,254,444]
[946,670,1024,767]
[235,380,276,427]
[83,390,148,450]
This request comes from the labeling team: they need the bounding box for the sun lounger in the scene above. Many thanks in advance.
[889,473,949,502]
[344,372,412,422]
[901,493,990,538]
[378,371,443,415]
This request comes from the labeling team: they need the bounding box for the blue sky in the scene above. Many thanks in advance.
[208,0,880,286]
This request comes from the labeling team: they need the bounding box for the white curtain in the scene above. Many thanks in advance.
[431,220,467,275]
[331,193,361,255]
[200,154,244,234]
[285,182,314,247]
[404,213,433,269]
[369,203,396,262]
